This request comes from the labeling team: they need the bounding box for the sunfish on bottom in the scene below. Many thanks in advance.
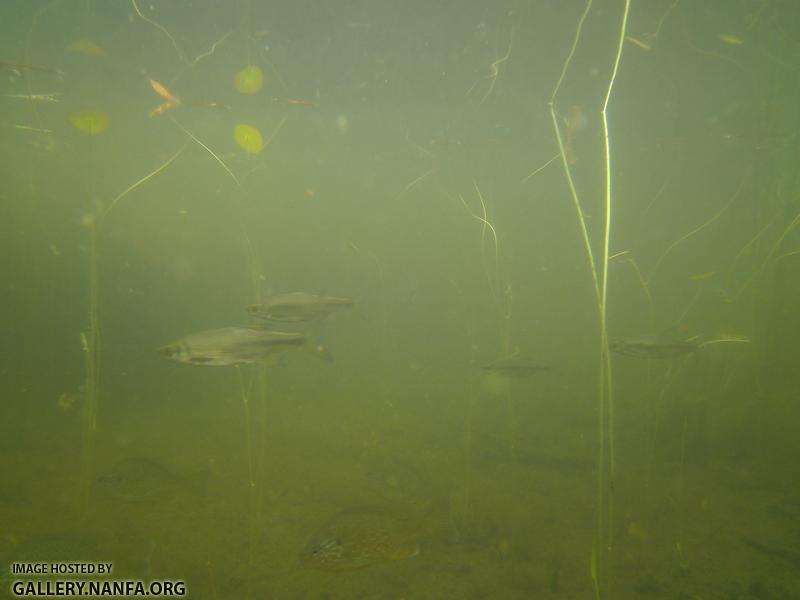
[300,505,434,572]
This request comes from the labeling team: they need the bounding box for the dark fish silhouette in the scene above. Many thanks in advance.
[481,355,551,378]
[247,292,354,323]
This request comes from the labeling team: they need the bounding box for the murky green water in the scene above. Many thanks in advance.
[2,1,799,598]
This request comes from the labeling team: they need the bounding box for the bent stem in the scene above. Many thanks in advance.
[459,183,501,304]
[458,182,512,352]
[480,25,514,104]
[599,7,631,593]
[521,153,559,184]
[131,0,189,65]
[79,144,185,514]
[733,209,800,300]
[550,0,630,596]
[170,117,242,187]
[458,181,516,493]
[548,2,602,593]
[396,168,437,201]
[99,144,186,224]
[610,251,654,324]
[647,171,747,286]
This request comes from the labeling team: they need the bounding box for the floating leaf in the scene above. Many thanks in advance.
[67,39,106,57]
[234,123,263,155]
[234,65,263,94]
[69,110,109,135]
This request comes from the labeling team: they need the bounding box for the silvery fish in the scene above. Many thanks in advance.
[300,505,431,572]
[610,335,698,359]
[246,292,354,323]
[159,327,305,366]
[481,355,551,378]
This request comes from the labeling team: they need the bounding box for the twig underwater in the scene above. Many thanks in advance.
[521,153,559,184]
[0,59,61,75]
[458,182,501,306]
[131,0,189,65]
[13,124,54,134]
[624,0,681,52]
[170,116,242,188]
[98,143,187,224]
[21,0,64,134]
[396,168,437,201]
[725,211,780,294]
[646,170,749,287]
[0,92,62,102]
[609,250,654,319]
[166,29,237,85]
[480,25,514,104]
[462,23,514,103]
[185,30,235,71]
[730,209,800,300]
[775,248,800,262]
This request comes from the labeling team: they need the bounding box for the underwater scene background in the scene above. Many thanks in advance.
[1,1,800,598]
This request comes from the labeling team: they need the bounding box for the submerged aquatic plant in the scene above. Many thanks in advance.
[68,106,184,512]
[68,109,109,512]
[549,0,632,596]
